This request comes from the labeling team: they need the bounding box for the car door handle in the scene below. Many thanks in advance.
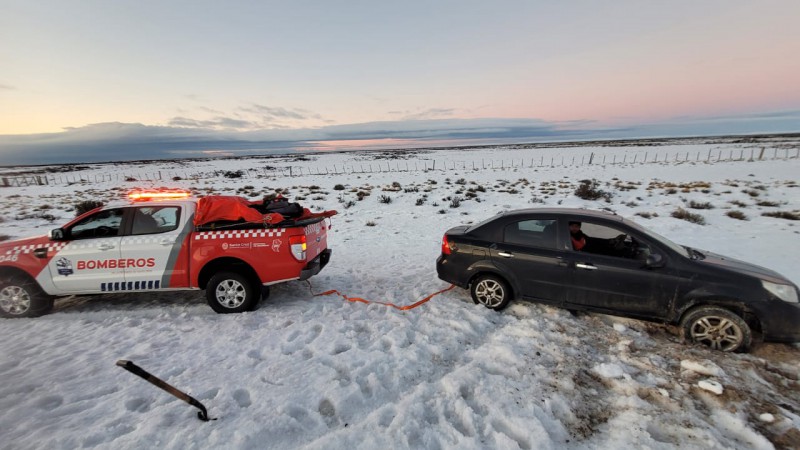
[575,263,597,270]
[159,239,174,246]
[497,252,514,258]
[98,244,116,251]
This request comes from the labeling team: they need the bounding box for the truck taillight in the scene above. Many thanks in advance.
[441,235,452,255]
[289,235,307,261]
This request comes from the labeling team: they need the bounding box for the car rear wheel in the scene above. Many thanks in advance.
[470,275,511,311]
[206,271,260,314]
[0,276,54,318]
[680,306,751,352]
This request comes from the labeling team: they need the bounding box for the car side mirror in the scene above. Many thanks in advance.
[645,253,664,268]
[49,228,65,241]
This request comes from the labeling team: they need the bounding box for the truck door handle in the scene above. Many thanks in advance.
[576,263,597,270]
[498,252,514,258]
[98,244,116,251]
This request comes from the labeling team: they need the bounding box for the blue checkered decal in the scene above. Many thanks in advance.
[101,280,161,291]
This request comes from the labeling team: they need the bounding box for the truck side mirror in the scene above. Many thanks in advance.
[645,253,664,268]
[49,228,65,241]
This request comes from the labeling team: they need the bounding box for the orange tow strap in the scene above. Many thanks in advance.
[306,281,455,311]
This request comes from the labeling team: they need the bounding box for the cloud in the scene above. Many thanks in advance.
[0,84,16,91]
[390,108,456,120]
[168,116,258,130]
[1,112,797,165]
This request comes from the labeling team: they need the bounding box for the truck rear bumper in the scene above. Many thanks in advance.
[299,249,332,281]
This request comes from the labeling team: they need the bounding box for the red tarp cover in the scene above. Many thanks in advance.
[193,196,336,227]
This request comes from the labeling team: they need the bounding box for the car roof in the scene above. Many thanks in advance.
[499,208,625,222]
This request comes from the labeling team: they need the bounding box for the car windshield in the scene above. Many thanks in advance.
[625,219,690,258]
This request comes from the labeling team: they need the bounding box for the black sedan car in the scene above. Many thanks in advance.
[436,208,800,352]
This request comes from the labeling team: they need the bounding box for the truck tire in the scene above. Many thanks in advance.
[206,271,260,314]
[0,275,54,318]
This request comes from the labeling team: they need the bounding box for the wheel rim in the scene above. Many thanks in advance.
[475,279,505,308]
[214,279,247,309]
[689,315,743,351]
[0,285,32,315]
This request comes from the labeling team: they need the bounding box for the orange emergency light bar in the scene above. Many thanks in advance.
[128,188,192,201]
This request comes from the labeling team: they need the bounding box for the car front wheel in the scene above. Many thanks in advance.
[680,306,751,352]
[0,276,54,318]
[470,275,511,311]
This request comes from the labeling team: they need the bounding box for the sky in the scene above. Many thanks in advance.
[1,0,799,164]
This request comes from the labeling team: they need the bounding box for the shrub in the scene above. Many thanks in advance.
[415,198,425,206]
[438,209,447,214]
[356,191,369,201]
[671,207,706,225]
[172,176,182,181]
[743,189,760,197]
[343,200,356,209]
[574,179,612,202]
[729,200,748,208]
[333,184,346,191]
[449,197,462,208]
[74,200,104,216]
[726,210,748,220]
[688,200,714,210]
[224,170,244,179]
[756,200,780,207]
[635,212,658,219]
[366,221,376,227]
[762,211,800,220]
[378,195,392,204]
[0,234,11,242]
[125,176,137,182]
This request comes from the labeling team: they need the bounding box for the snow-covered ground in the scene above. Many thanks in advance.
[1,138,800,449]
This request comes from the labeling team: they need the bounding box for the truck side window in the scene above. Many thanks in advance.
[69,208,125,239]
[131,206,180,235]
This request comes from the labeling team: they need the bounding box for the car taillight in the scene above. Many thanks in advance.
[289,235,307,261]
[441,235,452,255]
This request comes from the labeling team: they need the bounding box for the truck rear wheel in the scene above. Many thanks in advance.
[0,276,54,318]
[206,271,260,314]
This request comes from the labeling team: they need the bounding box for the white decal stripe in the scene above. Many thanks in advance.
[194,229,285,240]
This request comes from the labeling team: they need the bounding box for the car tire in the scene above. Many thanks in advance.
[206,272,260,314]
[680,306,751,352]
[470,275,511,311]
[0,275,54,318]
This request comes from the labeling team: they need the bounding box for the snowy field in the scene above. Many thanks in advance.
[1,138,800,449]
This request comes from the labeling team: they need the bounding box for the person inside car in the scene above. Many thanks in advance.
[569,221,587,251]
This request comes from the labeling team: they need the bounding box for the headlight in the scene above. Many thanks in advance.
[762,280,799,303]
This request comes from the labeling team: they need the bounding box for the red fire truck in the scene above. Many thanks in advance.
[0,189,336,317]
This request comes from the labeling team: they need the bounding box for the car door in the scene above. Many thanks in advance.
[490,217,571,305]
[48,208,124,293]
[561,220,678,319]
[119,204,189,291]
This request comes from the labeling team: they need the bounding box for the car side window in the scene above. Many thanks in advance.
[571,221,651,260]
[69,208,125,239]
[504,219,557,249]
[131,206,181,235]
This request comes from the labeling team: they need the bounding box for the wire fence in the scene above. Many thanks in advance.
[3,146,798,187]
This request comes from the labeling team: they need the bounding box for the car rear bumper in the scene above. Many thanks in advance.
[299,249,332,281]
[436,255,469,289]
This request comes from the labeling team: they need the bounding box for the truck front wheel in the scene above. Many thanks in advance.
[206,272,260,314]
[0,276,54,318]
